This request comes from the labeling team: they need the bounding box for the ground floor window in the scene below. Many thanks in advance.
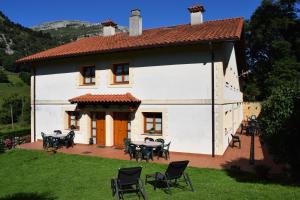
[143,112,162,135]
[68,111,80,130]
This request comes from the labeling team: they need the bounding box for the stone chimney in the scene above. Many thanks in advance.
[129,9,142,36]
[101,20,117,36]
[188,4,205,25]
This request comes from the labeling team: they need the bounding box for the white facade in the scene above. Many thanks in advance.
[31,43,243,155]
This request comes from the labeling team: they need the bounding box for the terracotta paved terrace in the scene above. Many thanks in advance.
[20,130,281,173]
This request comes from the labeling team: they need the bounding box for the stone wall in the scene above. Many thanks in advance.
[243,102,262,120]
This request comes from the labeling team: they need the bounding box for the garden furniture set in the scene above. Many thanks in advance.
[124,137,171,162]
[111,160,194,200]
[41,130,75,150]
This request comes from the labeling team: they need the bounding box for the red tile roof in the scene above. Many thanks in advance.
[69,93,141,104]
[17,17,243,64]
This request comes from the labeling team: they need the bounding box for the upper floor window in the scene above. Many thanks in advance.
[143,112,162,135]
[68,111,80,130]
[113,63,129,84]
[81,66,95,85]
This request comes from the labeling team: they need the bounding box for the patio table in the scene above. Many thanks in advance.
[131,141,162,148]
[45,133,67,139]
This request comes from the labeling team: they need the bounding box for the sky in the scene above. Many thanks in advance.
[0,0,261,29]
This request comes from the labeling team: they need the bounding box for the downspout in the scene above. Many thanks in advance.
[209,42,215,157]
[33,66,36,142]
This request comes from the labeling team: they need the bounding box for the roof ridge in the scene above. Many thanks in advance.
[142,17,244,32]
[17,17,244,64]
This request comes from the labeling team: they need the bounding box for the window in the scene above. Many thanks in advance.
[81,66,95,85]
[143,113,162,134]
[68,111,80,130]
[113,63,129,84]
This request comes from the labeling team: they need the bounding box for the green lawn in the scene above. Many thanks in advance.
[0,70,30,106]
[0,149,299,200]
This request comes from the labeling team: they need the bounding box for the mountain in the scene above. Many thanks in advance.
[0,11,59,71]
[32,20,128,44]
[32,20,93,31]
[0,11,128,72]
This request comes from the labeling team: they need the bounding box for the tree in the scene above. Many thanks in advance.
[244,0,300,100]
[245,0,300,178]
[0,95,30,124]
[0,69,9,83]
[19,72,30,85]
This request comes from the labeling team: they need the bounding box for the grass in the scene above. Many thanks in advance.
[0,70,30,106]
[0,149,299,200]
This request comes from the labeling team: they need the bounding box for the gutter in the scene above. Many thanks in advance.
[209,42,215,157]
[33,66,36,142]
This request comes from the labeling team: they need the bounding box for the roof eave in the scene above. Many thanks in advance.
[16,37,241,65]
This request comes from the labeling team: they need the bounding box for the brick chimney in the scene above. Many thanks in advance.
[129,9,142,36]
[101,20,117,36]
[188,4,205,25]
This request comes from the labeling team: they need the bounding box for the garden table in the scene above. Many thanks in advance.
[131,141,162,148]
[45,133,67,139]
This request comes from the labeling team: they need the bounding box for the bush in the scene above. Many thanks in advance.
[19,71,30,85]
[0,69,9,83]
[0,127,31,139]
[260,83,300,178]
[0,95,30,124]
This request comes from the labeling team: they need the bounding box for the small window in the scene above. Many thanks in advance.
[81,66,95,85]
[68,111,80,130]
[113,63,129,84]
[143,113,162,135]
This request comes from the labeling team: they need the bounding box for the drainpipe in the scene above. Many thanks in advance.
[209,42,215,157]
[33,66,36,142]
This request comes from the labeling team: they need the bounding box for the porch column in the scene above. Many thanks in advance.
[105,111,114,146]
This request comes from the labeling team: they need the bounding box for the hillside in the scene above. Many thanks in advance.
[0,11,60,72]
[0,69,29,105]
[32,20,128,43]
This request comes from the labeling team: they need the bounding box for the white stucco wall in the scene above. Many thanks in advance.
[31,43,243,155]
[218,42,244,154]
[35,46,213,101]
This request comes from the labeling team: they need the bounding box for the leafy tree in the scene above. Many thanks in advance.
[244,0,300,100]
[244,0,300,177]
[19,72,30,85]
[260,82,300,178]
[0,69,9,83]
[0,95,30,124]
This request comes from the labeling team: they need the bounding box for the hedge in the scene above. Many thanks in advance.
[0,127,31,139]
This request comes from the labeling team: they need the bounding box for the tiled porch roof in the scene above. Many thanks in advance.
[69,93,141,104]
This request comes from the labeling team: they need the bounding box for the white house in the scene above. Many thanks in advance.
[17,5,244,156]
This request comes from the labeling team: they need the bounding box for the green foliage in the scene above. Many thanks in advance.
[18,71,30,85]
[0,127,30,139]
[0,69,9,83]
[0,94,30,124]
[244,0,300,177]
[244,0,300,100]
[0,10,59,72]
[260,84,299,135]
[260,83,300,177]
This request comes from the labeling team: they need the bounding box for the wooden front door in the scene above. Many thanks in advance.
[92,112,106,145]
[113,112,129,147]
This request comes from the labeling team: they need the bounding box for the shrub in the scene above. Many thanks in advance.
[0,95,30,124]
[19,71,30,85]
[260,83,300,178]
[0,127,31,139]
[0,69,9,83]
